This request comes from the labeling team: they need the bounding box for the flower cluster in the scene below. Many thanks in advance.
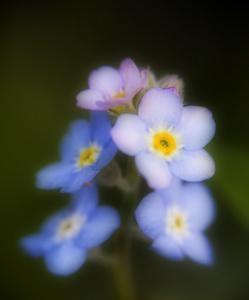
[21,58,216,277]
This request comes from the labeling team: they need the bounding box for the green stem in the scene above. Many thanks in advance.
[112,229,135,300]
[111,157,140,300]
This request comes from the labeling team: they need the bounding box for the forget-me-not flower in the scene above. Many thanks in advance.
[135,178,215,265]
[111,88,216,189]
[20,184,120,276]
[76,58,148,111]
[36,112,117,193]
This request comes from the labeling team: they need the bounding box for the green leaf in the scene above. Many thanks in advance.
[212,143,249,229]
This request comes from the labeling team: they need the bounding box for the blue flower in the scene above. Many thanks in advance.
[36,112,117,193]
[111,88,216,189]
[20,184,120,276]
[135,178,215,265]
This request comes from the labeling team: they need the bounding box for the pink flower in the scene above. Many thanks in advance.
[76,58,148,111]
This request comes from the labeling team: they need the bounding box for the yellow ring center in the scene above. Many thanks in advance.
[153,132,176,156]
[113,92,126,98]
[78,147,99,168]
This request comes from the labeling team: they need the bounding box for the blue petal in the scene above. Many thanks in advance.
[175,106,216,151]
[138,88,183,128]
[44,240,87,276]
[151,234,184,261]
[42,208,73,234]
[60,166,99,194]
[135,151,172,189]
[20,233,56,257]
[36,162,74,190]
[76,89,106,111]
[76,206,120,248]
[110,113,148,156]
[179,183,215,231]
[182,233,213,265]
[72,182,99,215]
[60,120,91,162]
[156,176,182,204]
[93,139,117,170]
[119,58,141,91]
[88,66,123,97]
[135,192,166,239]
[169,149,215,182]
[90,111,112,146]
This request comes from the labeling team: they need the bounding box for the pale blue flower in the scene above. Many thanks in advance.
[20,184,120,276]
[111,88,216,189]
[135,178,215,265]
[36,112,117,193]
[76,58,148,111]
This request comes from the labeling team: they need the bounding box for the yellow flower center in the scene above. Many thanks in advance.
[61,221,73,231]
[172,215,184,230]
[168,214,186,238]
[57,214,86,240]
[153,132,176,156]
[165,206,188,242]
[113,92,126,98]
[78,147,99,168]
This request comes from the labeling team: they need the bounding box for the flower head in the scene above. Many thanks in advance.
[111,88,216,189]
[36,112,117,193]
[135,178,215,265]
[76,58,148,111]
[20,184,120,276]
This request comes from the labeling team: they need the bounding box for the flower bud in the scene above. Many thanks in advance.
[157,75,184,100]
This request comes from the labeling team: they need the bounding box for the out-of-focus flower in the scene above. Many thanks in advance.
[111,88,215,189]
[36,112,117,193]
[20,184,120,276]
[76,58,148,111]
[135,178,215,265]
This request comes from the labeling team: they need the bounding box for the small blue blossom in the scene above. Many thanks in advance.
[76,58,148,111]
[20,184,120,276]
[135,178,215,265]
[36,111,117,193]
[111,88,216,189]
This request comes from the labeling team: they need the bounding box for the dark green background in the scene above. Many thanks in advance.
[1,1,249,299]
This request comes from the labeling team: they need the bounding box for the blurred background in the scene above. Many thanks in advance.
[1,0,249,299]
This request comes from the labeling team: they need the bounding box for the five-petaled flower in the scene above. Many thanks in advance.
[111,88,216,189]
[76,58,148,111]
[135,178,215,265]
[20,184,120,276]
[36,112,117,193]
